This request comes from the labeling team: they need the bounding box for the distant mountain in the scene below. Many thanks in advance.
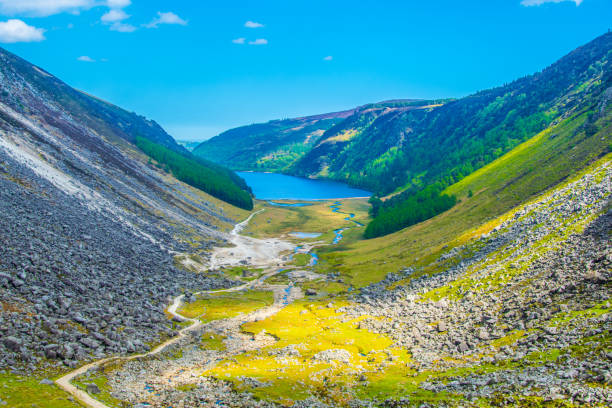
[177,140,204,151]
[287,99,447,181]
[0,47,252,210]
[198,34,611,196]
[193,32,611,237]
[193,107,361,171]
[291,33,612,196]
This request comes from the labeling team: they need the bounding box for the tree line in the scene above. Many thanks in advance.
[364,185,456,238]
[135,137,253,210]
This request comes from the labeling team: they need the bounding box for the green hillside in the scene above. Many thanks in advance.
[135,137,253,210]
[315,98,611,286]
[306,32,612,237]
[293,33,611,197]
[193,109,357,171]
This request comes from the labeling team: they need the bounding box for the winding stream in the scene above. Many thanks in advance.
[331,201,364,244]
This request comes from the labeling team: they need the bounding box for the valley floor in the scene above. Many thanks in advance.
[2,157,611,408]
[30,155,609,408]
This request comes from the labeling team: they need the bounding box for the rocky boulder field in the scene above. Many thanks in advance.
[0,47,244,376]
[349,161,612,406]
[0,149,236,374]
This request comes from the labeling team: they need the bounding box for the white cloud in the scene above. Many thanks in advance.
[244,21,264,28]
[0,0,95,17]
[232,37,246,44]
[0,19,45,43]
[106,0,130,7]
[77,55,95,62]
[0,1,131,18]
[249,38,268,45]
[110,21,136,32]
[521,0,583,6]
[101,8,129,23]
[146,11,187,28]
[323,55,333,61]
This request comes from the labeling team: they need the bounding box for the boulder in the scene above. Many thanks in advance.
[3,336,22,352]
[86,383,101,394]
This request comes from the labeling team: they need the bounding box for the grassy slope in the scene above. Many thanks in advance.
[315,108,611,288]
[0,373,81,408]
[193,116,347,172]
[201,122,610,407]
[243,199,371,245]
[178,290,274,322]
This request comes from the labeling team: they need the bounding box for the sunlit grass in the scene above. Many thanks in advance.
[178,290,274,322]
[0,373,81,408]
[314,112,611,288]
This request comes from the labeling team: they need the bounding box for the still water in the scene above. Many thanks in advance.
[237,172,371,200]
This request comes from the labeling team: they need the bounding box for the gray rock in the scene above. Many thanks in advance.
[86,383,101,394]
[313,349,351,364]
[437,321,447,332]
[3,336,22,352]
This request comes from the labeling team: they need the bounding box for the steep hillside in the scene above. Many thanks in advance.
[288,100,445,178]
[90,150,611,407]
[193,101,440,172]
[293,33,611,197]
[0,47,253,210]
[0,48,251,375]
[314,92,611,287]
[193,108,357,171]
[0,49,182,153]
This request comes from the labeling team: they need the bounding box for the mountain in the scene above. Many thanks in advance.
[177,140,204,151]
[292,33,612,197]
[288,99,447,180]
[0,46,251,372]
[194,106,369,171]
[0,49,182,153]
[0,48,253,211]
[194,32,612,237]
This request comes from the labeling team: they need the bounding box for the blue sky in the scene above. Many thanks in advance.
[0,0,610,141]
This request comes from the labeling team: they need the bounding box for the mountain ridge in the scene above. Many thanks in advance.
[0,45,254,376]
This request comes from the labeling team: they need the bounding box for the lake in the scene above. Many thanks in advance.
[237,172,371,200]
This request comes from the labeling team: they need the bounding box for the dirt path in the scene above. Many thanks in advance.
[55,209,300,408]
[55,294,202,408]
[210,209,294,269]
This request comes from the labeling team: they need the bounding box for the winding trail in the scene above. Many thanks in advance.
[55,210,296,408]
[55,294,201,408]
[56,201,357,407]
